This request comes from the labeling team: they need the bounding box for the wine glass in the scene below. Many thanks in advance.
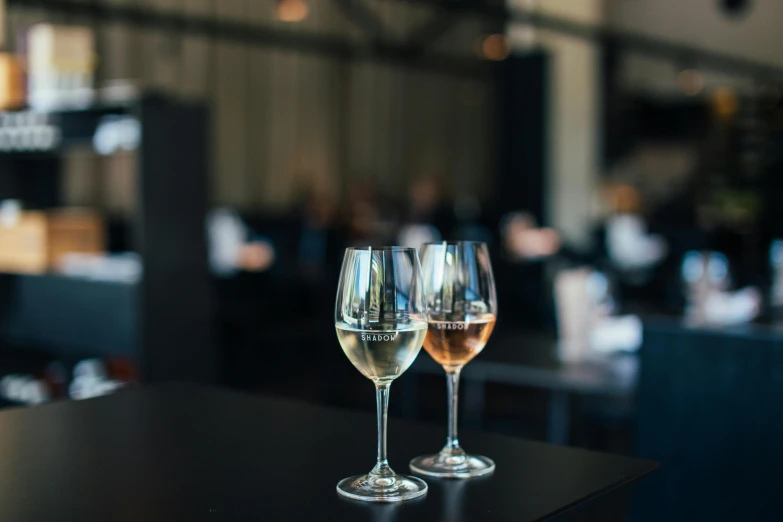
[335,246,429,502]
[410,241,497,478]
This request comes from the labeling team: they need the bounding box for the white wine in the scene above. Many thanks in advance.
[336,322,427,383]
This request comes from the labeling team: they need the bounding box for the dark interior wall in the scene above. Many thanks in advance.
[493,51,548,225]
[5,0,497,210]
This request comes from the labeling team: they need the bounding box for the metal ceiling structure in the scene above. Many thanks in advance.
[388,0,783,82]
[5,0,492,78]
[6,0,783,81]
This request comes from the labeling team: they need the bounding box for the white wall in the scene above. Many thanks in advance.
[608,0,783,98]
[607,0,783,68]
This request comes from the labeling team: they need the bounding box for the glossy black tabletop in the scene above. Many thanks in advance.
[0,384,656,521]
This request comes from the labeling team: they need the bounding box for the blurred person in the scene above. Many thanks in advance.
[398,175,453,248]
[576,181,673,312]
[344,181,389,245]
[492,210,559,332]
[297,184,344,282]
[453,194,492,244]
[206,207,275,277]
[605,214,667,272]
[599,182,667,274]
[500,211,560,261]
[239,242,276,272]
[407,176,441,224]
[646,128,766,302]
[398,176,441,248]
[398,224,440,249]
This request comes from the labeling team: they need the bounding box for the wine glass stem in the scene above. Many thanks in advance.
[445,368,462,453]
[374,382,392,474]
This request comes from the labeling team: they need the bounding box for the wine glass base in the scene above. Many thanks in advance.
[409,453,495,479]
[336,473,428,502]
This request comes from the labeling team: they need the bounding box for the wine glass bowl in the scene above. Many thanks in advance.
[410,241,498,479]
[422,313,495,372]
[335,246,429,502]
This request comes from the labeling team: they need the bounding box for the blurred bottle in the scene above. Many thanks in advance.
[0,109,60,152]
[57,252,141,283]
[26,24,96,110]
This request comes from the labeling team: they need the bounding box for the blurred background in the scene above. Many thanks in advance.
[0,0,782,520]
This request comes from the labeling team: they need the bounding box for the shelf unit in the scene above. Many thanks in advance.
[0,93,214,385]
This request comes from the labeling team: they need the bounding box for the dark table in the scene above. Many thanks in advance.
[0,383,655,521]
[407,332,638,444]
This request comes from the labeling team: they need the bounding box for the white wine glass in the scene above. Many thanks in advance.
[335,246,429,502]
[410,241,497,478]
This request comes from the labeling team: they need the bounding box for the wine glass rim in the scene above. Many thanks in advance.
[345,245,417,252]
[421,241,488,246]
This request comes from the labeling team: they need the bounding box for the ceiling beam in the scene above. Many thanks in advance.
[331,0,390,40]
[406,12,460,52]
[6,0,490,79]
[383,0,783,81]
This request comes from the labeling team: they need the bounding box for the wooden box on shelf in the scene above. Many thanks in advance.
[0,53,25,111]
[47,209,104,268]
[0,209,104,274]
[0,212,49,273]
